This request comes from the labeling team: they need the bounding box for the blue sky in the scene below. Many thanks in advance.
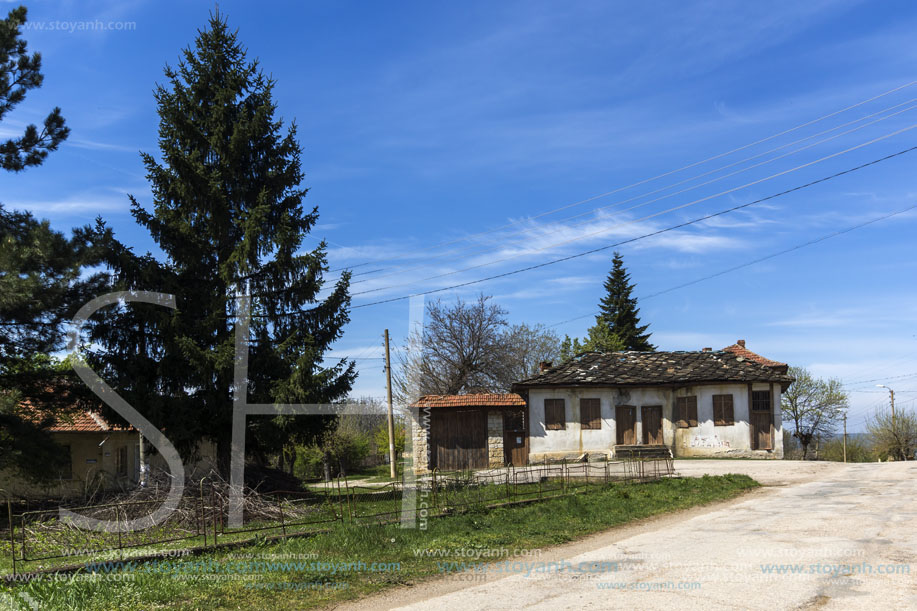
[3,0,917,430]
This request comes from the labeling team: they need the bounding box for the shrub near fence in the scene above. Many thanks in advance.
[3,456,673,575]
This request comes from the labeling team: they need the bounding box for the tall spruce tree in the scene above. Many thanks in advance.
[90,14,354,473]
[597,252,654,351]
[0,6,109,480]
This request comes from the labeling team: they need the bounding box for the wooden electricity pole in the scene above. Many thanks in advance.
[384,329,396,479]
[890,388,896,431]
[843,411,847,463]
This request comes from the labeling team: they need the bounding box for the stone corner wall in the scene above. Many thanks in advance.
[487,410,504,468]
[411,407,431,474]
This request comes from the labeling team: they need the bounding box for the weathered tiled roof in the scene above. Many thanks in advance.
[411,393,526,409]
[722,341,788,371]
[513,350,794,389]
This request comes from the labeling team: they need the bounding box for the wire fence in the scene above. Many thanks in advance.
[2,456,673,575]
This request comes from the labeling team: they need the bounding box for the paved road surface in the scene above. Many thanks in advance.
[338,460,917,611]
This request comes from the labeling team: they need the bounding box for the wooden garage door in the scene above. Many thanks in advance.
[430,408,488,470]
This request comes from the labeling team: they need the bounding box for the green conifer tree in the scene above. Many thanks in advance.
[597,252,654,351]
[90,13,354,473]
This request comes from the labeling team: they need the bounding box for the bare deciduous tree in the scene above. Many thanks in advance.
[394,295,561,403]
[780,366,847,459]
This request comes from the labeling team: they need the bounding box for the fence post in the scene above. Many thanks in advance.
[116,503,124,560]
[209,483,216,545]
[338,476,353,524]
[505,466,511,503]
[6,497,15,576]
[20,513,26,564]
[278,495,287,537]
[199,479,207,548]
[333,476,345,524]
[431,469,437,510]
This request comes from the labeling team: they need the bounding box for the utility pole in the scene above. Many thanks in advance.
[843,411,847,464]
[384,329,396,479]
[890,388,896,430]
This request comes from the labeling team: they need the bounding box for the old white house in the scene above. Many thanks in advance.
[513,341,793,461]
[410,341,794,472]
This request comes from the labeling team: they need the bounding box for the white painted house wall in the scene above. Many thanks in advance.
[528,382,784,461]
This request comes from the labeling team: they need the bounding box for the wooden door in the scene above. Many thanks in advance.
[615,406,636,445]
[430,409,488,470]
[750,389,773,450]
[503,409,528,467]
[642,405,663,445]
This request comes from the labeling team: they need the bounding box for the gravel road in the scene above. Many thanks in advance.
[335,460,917,611]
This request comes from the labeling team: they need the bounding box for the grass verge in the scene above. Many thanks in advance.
[2,474,757,610]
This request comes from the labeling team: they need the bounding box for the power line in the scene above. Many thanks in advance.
[348,98,917,288]
[547,203,917,328]
[349,144,917,309]
[351,124,917,298]
[843,372,917,387]
[328,79,917,275]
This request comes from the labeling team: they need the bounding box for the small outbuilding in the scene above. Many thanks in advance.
[410,393,528,472]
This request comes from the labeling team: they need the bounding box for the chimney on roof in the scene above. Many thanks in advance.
[702,347,712,352]
[737,339,746,347]
[539,361,552,372]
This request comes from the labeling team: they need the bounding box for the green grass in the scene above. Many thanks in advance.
[2,474,758,610]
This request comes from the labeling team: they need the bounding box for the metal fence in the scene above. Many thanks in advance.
[3,456,673,575]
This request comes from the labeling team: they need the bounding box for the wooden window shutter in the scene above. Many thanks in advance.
[580,398,601,430]
[545,398,566,430]
[713,395,734,426]
[675,397,684,428]
[687,395,698,427]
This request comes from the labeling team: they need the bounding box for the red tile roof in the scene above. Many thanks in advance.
[411,393,526,408]
[21,400,133,433]
[722,340,787,369]
[48,410,133,433]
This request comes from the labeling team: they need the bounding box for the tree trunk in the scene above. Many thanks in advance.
[322,451,332,482]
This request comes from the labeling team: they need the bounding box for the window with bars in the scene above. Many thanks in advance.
[675,396,698,428]
[580,398,601,430]
[752,390,772,412]
[545,398,566,430]
[713,394,735,426]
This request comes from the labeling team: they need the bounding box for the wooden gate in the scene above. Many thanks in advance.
[430,408,488,470]
[641,405,663,445]
[503,409,528,467]
[615,405,637,445]
[750,389,773,450]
